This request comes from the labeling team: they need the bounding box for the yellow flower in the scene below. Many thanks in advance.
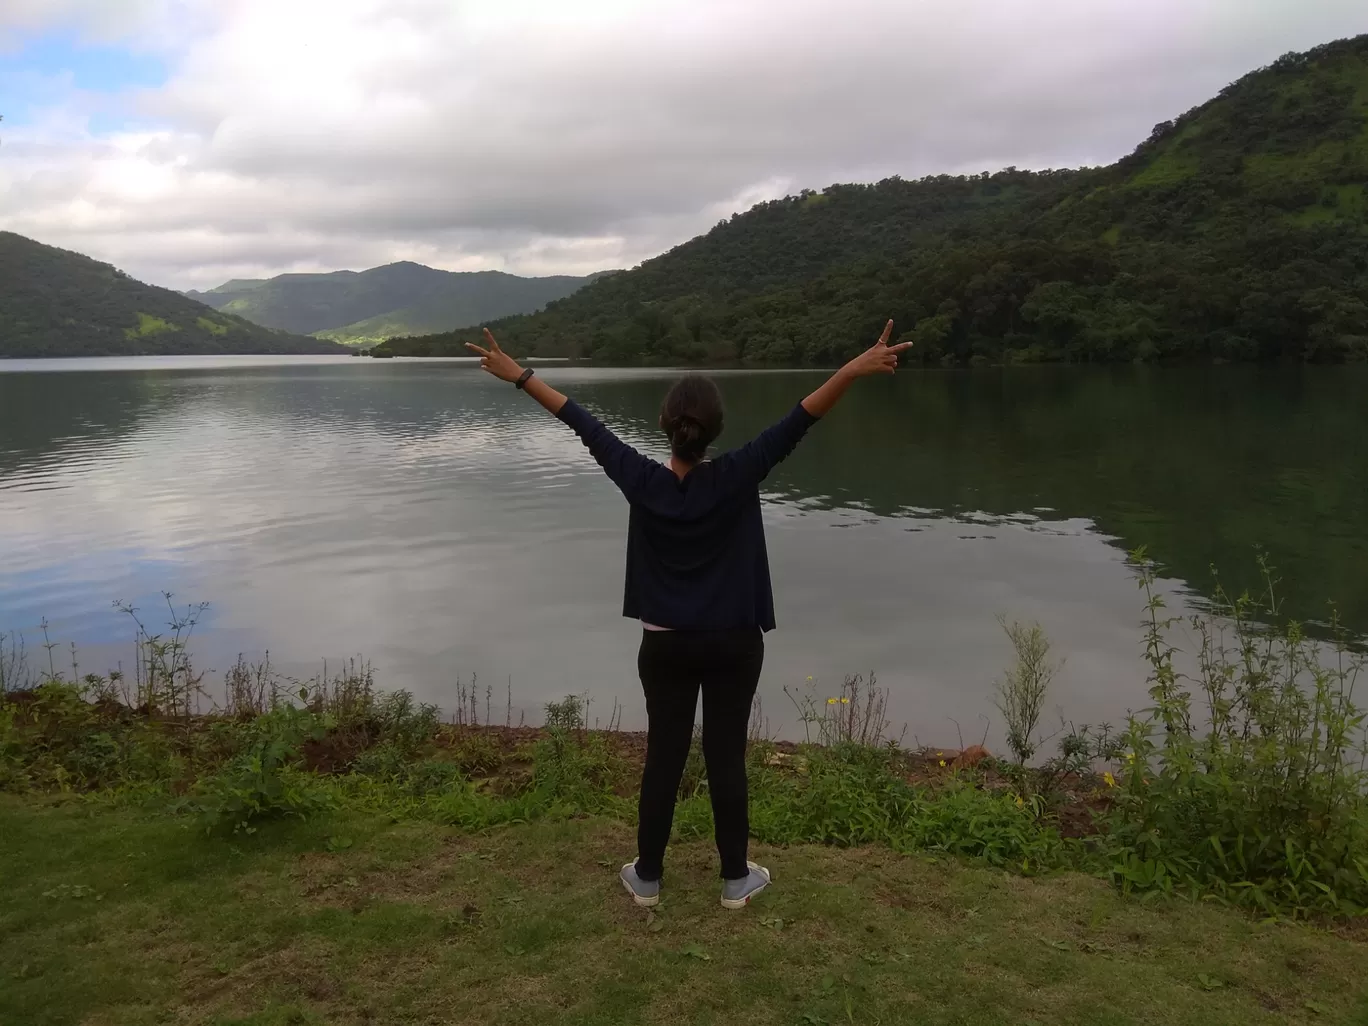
[1014,795,1025,808]
[806,676,813,681]
[826,698,837,705]
[1125,751,1136,763]
[1103,771,1116,788]
[840,697,850,705]
[938,759,947,768]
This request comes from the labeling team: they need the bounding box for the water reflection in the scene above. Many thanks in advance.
[1,358,1364,738]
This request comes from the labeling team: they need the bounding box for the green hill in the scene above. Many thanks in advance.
[185,262,601,343]
[379,34,1368,365]
[0,234,344,358]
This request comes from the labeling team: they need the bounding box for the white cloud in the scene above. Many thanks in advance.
[1,0,1364,289]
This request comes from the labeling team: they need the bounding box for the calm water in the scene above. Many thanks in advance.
[2,356,1365,743]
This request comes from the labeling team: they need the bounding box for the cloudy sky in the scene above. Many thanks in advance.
[1,1,1364,291]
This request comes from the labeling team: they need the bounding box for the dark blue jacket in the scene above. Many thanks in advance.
[557,399,819,631]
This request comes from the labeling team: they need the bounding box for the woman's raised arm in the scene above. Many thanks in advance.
[468,329,654,500]
[718,319,908,485]
[800,320,912,418]
[465,329,567,415]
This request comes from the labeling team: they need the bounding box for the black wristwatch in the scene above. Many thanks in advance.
[515,368,535,390]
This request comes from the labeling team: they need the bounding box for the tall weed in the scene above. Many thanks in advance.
[994,617,1061,767]
[784,672,903,747]
[116,596,209,718]
[0,630,31,695]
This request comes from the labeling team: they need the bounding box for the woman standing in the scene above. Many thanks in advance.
[467,321,909,908]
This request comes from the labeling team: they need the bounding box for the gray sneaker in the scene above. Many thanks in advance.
[620,860,660,907]
[721,861,771,909]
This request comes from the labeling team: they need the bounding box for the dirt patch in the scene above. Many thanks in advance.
[877,888,955,916]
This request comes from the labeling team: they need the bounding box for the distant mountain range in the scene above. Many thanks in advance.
[379,33,1368,365]
[184,263,606,344]
[0,233,343,358]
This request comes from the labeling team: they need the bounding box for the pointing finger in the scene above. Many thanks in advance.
[888,341,915,353]
[465,342,491,357]
[484,328,502,353]
[878,319,893,346]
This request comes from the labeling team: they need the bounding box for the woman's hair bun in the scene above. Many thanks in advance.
[659,375,723,463]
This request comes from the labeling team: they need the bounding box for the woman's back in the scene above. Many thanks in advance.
[555,399,818,630]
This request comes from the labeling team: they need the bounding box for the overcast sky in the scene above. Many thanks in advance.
[1,0,1364,290]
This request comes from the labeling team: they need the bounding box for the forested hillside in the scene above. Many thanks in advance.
[0,234,342,358]
[379,34,1368,365]
[186,262,599,343]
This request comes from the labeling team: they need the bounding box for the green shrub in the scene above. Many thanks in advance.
[372,690,440,752]
[543,695,586,733]
[530,728,627,805]
[401,758,466,797]
[4,679,100,789]
[195,705,330,833]
[346,690,442,781]
[1104,549,1368,917]
[444,730,505,775]
[1030,720,1123,807]
[352,740,410,780]
[527,694,626,803]
[746,746,1066,872]
[0,703,27,791]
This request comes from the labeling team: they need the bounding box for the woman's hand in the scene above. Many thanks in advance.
[800,318,908,417]
[466,328,571,415]
[465,329,523,382]
[841,320,913,378]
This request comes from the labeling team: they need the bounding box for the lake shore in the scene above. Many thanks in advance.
[4,550,1368,1022]
[3,549,1367,920]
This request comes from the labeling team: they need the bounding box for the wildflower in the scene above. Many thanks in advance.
[1125,751,1136,763]
[840,697,849,705]
[826,697,837,705]
[806,676,813,681]
[938,759,947,768]
[1014,795,1025,808]
[1103,771,1116,788]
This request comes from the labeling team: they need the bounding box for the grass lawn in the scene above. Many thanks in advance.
[3,797,1367,1026]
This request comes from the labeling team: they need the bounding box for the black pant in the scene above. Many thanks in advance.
[635,627,764,882]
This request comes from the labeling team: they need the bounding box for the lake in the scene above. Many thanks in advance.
[1,356,1365,745]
